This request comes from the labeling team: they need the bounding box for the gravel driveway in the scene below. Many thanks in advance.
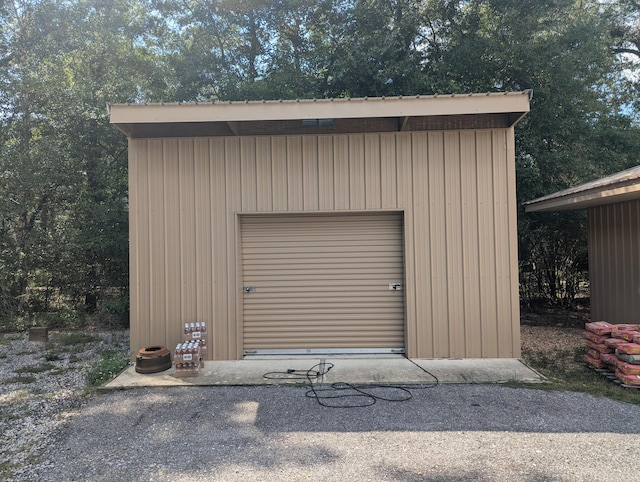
[18,384,640,481]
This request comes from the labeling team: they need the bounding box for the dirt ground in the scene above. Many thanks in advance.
[519,300,590,371]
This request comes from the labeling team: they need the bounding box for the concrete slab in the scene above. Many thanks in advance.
[410,358,546,384]
[103,356,545,390]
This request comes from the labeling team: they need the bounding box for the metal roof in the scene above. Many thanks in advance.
[108,91,531,138]
[524,165,640,212]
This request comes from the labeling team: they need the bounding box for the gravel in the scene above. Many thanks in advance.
[0,329,129,479]
[16,385,640,481]
[3,326,640,481]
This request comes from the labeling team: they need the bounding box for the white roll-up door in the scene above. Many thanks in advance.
[241,213,405,354]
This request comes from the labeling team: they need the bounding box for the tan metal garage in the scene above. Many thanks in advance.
[110,92,531,361]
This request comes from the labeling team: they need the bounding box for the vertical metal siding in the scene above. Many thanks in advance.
[397,133,418,355]
[287,137,303,211]
[194,139,213,337]
[459,131,482,357]
[428,132,448,357]
[128,129,520,360]
[178,139,197,331]
[271,137,287,211]
[302,137,319,211]
[380,133,397,209]
[476,131,499,357]
[164,140,182,347]
[317,136,334,211]
[210,138,228,357]
[505,131,521,357]
[333,136,350,210]
[349,135,366,210]
[493,130,515,357]
[589,200,640,324]
[444,131,465,358]
[224,138,242,356]
[128,139,141,354]
[255,137,272,211]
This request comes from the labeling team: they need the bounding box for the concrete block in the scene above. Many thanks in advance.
[29,327,48,342]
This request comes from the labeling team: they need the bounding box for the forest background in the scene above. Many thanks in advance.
[1,0,639,330]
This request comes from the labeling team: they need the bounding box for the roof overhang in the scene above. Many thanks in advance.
[524,165,640,212]
[108,91,531,139]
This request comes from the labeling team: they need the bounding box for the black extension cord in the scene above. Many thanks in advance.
[263,358,439,408]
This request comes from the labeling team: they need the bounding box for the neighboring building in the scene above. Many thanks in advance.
[525,165,640,324]
[110,92,531,360]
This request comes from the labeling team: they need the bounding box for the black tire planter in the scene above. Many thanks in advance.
[135,346,172,374]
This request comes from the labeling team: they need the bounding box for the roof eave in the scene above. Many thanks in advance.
[109,92,531,138]
[525,183,640,212]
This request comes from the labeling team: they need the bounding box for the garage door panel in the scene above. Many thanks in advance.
[244,297,403,308]
[243,251,403,260]
[244,334,403,344]
[243,338,405,349]
[243,279,400,287]
[241,213,405,353]
[244,310,404,320]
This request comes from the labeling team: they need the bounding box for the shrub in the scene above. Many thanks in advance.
[85,350,129,388]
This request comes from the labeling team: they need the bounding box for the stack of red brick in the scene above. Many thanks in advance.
[583,321,640,387]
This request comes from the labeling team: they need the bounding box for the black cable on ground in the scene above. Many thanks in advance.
[263,358,439,409]
[263,363,333,381]
[402,355,440,389]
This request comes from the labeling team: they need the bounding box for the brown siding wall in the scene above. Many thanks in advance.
[128,130,520,360]
[589,200,640,324]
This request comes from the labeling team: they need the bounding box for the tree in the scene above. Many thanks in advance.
[1,0,639,325]
[420,0,640,304]
[0,0,164,324]
[611,0,640,59]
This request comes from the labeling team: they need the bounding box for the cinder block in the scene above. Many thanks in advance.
[29,327,48,342]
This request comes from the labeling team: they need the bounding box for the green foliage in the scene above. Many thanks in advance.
[14,362,56,374]
[4,333,22,341]
[0,0,638,318]
[98,298,130,329]
[423,0,640,305]
[44,351,61,361]
[85,349,129,388]
[3,375,36,384]
[518,345,640,406]
[51,333,99,347]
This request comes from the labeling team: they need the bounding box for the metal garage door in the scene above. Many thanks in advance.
[241,213,405,354]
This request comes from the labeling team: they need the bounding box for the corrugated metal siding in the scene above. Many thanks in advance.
[589,200,640,324]
[241,213,405,352]
[128,130,520,360]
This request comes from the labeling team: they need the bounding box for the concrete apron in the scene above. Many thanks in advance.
[102,356,546,390]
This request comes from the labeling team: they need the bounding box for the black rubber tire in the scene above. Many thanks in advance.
[135,346,172,374]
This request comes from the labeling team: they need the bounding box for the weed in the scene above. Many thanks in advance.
[0,333,22,344]
[3,375,36,384]
[85,349,129,388]
[15,349,39,356]
[53,333,99,346]
[0,461,16,481]
[44,351,61,361]
[15,363,57,374]
[94,298,129,329]
[0,352,6,359]
[516,350,640,406]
